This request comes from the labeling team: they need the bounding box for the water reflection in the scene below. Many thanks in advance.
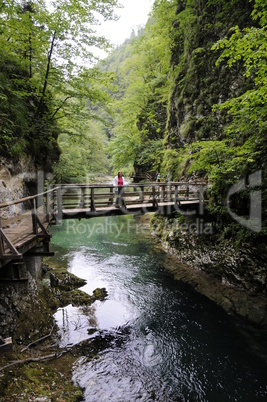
[50,216,267,402]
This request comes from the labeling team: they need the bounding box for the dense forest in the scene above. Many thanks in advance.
[0,0,119,172]
[1,3,266,398]
[0,0,266,241]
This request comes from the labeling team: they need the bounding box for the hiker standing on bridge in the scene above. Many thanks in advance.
[113,171,126,208]
[156,172,161,182]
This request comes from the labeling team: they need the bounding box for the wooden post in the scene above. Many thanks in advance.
[90,187,96,211]
[45,190,49,222]
[80,187,85,208]
[108,187,114,205]
[162,184,166,201]
[32,198,37,234]
[140,185,144,202]
[186,184,189,200]
[51,186,55,213]
[175,185,180,205]
[152,186,157,208]
[56,186,63,221]
[166,183,171,202]
[199,184,205,215]
[45,186,53,222]
[166,183,172,215]
[37,169,44,209]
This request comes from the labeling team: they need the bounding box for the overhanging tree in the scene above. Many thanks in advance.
[0,0,119,169]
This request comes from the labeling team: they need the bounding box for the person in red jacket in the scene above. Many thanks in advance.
[113,171,125,208]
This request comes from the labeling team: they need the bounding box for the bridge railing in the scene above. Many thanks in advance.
[0,187,59,260]
[0,181,205,261]
[52,181,204,217]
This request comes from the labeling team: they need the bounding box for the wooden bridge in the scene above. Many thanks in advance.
[0,181,204,269]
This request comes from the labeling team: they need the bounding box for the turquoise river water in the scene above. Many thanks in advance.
[49,215,267,402]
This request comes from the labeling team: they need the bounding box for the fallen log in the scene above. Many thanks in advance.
[0,350,68,372]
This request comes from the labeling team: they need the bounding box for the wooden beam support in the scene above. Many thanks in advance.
[0,228,22,260]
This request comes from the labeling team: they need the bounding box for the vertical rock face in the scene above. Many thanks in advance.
[151,215,267,296]
[167,0,254,150]
[0,256,47,340]
[0,161,31,334]
[156,1,267,297]
[0,157,40,218]
[0,158,54,341]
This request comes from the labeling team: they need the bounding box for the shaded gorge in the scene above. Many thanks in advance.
[48,215,267,402]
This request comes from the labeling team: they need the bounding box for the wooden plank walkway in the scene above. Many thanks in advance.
[3,218,50,251]
[60,199,200,219]
[0,181,204,267]
[0,210,51,268]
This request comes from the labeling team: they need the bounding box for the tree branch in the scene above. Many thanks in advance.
[36,29,57,116]
[0,350,68,372]
[51,96,72,119]
[43,29,57,98]
[21,324,56,353]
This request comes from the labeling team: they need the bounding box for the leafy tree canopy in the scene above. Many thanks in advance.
[105,0,178,176]
[0,0,119,173]
[97,0,266,238]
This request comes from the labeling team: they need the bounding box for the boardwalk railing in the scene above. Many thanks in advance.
[0,181,204,264]
[0,187,58,263]
[53,181,204,219]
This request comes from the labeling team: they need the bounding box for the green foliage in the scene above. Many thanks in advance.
[53,120,109,183]
[200,0,267,221]
[208,5,267,198]
[99,0,266,240]
[91,0,267,244]
[2,0,266,243]
[0,0,119,172]
[161,148,189,179]
[100,0,178,175]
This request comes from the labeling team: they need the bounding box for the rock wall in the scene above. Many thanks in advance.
[0,157,40,218]
[0,157,54,340]
[167,0,254,149]
[0,256,53,341]
[151,215,267,296]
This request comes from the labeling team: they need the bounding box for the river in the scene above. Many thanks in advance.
[49,215,267,402]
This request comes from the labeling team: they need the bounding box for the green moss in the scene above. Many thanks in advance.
[179,119,195,139]
[50,271,87,291]
[14,286,57,343]
[92,287,108,301]
[59,288,93,306]
[0,262,109,401]
[0,358,83,401]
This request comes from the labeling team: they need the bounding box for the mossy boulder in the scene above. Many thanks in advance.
[50,271,86,291]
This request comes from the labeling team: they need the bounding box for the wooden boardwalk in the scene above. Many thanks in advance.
[0,182,204,268]
[60,200,200,219]
[0,210,51,269]
[0,191,54,268]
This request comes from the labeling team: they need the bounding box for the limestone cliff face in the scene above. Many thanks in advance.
[167,0,254,150]
[0,157,39,218]
[0,256,44,338]
[151,215,267,296]
[156,1,267,296]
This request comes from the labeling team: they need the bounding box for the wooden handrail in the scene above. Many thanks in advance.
[0,181,205,263]
[54,182,204,214]
[0,182,203,214]
[59,182,198,188]
[0,186,60,209]
[0,187,59,260]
